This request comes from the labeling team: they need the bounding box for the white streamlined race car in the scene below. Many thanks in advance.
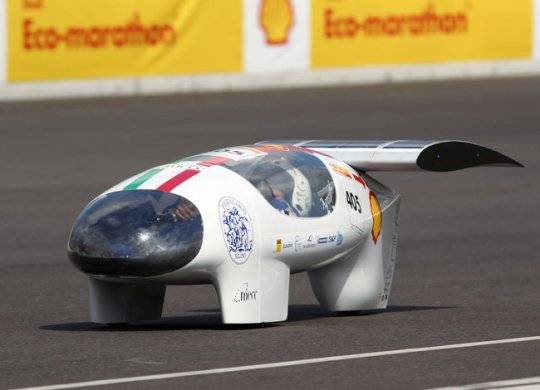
[68,140,522,325]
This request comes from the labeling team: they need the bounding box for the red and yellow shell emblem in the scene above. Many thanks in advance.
[260,0,294,45]
[369,191,382,244]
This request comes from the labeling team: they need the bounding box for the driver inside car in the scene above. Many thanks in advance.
[257,177,295,216]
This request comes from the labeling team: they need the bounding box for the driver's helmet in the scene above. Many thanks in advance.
[254,155,312,216]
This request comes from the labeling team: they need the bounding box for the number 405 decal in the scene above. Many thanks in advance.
[346,191,362,214]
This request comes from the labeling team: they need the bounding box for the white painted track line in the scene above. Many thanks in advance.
[432,375,540,389]
[11,336,540,390]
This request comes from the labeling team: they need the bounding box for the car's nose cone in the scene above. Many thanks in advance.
[68,190,203,277]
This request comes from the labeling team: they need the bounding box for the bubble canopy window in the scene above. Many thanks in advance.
[223,151,336,218]
[68,190,203,277]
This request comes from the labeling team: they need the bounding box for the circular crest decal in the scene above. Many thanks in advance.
[219,197,253,264]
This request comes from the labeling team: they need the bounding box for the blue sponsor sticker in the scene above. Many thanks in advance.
[318,232,344,246]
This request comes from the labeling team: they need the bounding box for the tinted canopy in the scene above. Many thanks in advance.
[223,151,336,218]
[68,190,203,277]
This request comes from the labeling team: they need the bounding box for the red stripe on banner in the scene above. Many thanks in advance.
[352,173,367,188]
[198,156,231,167]
[157,169,200,192]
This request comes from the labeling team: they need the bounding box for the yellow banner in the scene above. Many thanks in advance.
[312,0,533,68]
[8,0,242,81]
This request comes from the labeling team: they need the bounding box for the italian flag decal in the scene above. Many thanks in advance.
[123,167,164,190]
[122,155,233,192]
[157,169,200,192]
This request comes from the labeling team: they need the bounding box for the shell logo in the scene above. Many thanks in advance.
[260,0,294,45]
[369,191,382,244]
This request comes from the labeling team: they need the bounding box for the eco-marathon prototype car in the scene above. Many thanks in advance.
[68,140,522,325]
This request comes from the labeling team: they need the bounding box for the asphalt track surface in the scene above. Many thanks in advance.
[1,77,539,389]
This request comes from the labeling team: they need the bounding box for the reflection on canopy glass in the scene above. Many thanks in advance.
[223,151,336,218]
[68,190,203,277]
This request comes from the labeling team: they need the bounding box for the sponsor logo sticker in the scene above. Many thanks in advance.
[369,191,382,244]
[233,282,258,303]
[274,238,294,255]
[294,235,302,252]
[352,172,367,188]
[336,231,343,246]
[331,162,366,187]
[219,197,254,265]
[276,232,343,255]
[330,162,352,179]
[317,231,344,247]
[275,238,283,253]
[303,234,316,249]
